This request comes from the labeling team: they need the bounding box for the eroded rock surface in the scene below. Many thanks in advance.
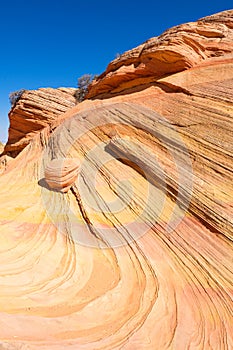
[0,10,232,350]
[87,9,233,98]
[4,87,77,157]
[44,158,80,193]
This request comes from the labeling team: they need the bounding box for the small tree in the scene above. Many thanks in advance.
[74,74,93,102]
[9,89,26,107]
[115,52,121,59]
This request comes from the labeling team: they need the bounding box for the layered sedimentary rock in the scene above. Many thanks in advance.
[44,158,80,193]
[87,9,233,98]
[0,10,232,350]
[4,87,77,157]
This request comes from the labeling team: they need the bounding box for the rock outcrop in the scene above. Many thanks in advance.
[87,10,233,98]
[4,87,77,157]
[0,10,232,350]
[44,158,80,193]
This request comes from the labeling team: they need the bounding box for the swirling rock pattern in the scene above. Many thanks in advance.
[0,10,232,350]
[44,158,80,193]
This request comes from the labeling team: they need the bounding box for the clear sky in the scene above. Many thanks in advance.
[0,0,232,142]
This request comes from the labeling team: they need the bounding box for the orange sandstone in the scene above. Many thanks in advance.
[0,10,232,350]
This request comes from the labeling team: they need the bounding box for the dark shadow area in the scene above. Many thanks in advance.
[38,178,50,190]
[2,147,25,159]
[38,177,67,194]
[105,145,167,193]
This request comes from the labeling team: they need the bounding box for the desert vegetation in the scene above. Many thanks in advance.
[9,89,26,107]
[74,74,98,102]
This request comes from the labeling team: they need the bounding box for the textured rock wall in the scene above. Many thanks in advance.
[4,87,77,156]
[87,10,233,98]
[0,10,232,350]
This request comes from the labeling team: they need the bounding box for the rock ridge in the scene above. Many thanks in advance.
[87,10,233,98]
[3,87,77,157]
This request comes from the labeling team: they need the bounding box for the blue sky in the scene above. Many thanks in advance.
[0,1,232,142]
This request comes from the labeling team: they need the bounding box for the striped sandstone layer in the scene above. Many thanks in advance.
[4,87,77,157]
[0,10,232,350]
[87,10,233,99]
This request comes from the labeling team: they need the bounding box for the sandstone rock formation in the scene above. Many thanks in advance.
[44,158,80,193]
[0,142,4,154]
[0,10,232,350]
[87,9,233,99]
[4,87,77,157]
[0,143,9,174]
